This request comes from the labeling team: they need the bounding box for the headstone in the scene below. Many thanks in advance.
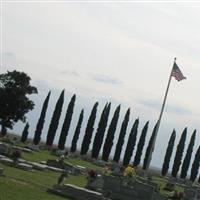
[46,165,63,173]
[76,165,87,173]
[102,175,154,200]
[85,175,104,192]
[17,163,33,171]
[49,184,103,200]
[28,162,47,171]
[46,159,81,175]
[27,144,40,151]
[184,189,200,200]
[12,146,32,153]
[111,162,122,176]
[164,181,175,192]
[0,157,14,166]
[0,143,12,156]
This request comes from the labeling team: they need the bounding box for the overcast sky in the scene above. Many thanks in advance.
[1,1,200,169]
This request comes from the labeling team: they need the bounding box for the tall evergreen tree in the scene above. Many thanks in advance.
[102,105,121,161]
[58,94,76,150]
[33,91,51,145]
[80,102,98,155]
[113,108,130,163]
[133,121,149,167]
[161,129,176,176]
[92,103,111,159]
[123,118,139,166]
[70,109,84,153]
[190,146,200,182]
[171,127,187,178]
[21,122,29,143]
[180,130,196,179]
[143,122,158,170]
[46,90,65,146]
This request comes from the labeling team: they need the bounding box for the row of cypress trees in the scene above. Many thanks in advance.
[161,128,200,182]
[21,91,150,166]
[20,90,200,182]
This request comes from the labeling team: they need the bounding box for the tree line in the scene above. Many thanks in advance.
[21,90,200,182]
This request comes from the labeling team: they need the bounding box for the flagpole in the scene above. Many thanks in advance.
[145,58,176,171]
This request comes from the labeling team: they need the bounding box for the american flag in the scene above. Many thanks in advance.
[171,62,186,81]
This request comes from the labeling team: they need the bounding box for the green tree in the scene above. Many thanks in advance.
[102,105,121,161]
[172,127,187,178]
[70,109,84,153]
[161,129,176,176]
[33,91,51,145]
[180,130,196,179]
[133,121,149,167]
[81,102,98,155]
[0,70,37,136]
[46,90,65,146]
[92,103,111,159]
[123,118,139,166]
[143,122,158,170]
[190,146,200,182]
[113,108,130,163]
[21,122,30,143]
[58,94,76,150]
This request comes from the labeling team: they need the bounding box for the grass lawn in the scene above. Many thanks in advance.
[0,162,87,200]
[0,149,93,200]
[0,144,184,200]
[22,150,57,163]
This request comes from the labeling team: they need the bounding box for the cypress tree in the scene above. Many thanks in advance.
[171,127,187,178]
[70,109,84,153]
[92,103,111,159]
[123,118,139,166]
[33,91,51,145]
[113,108,130,163]
[190,146,200,182]
[21,122,29,143]
[80,102,98,155]
[180,130,196,179]
[143,122,158,170]
[161,129,176,176]
[46,90,65,146]
[58,94,76,150]
[133,121,149,167]
[102,105,121,161]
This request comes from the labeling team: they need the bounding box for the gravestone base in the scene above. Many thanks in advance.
[49,184,104,200]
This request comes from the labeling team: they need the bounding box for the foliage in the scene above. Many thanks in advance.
[92,103,111,159]
[33,91,51,145]
[171,128,187,178]
[143,122,158,170]
[123,118,139,166]
[46,90,65,146]
[21,122,30,143]
[190,146,200,182]
[113,108,130,163]
[80,102,98,155]
[0,70,37,135]
[133,121,149,167]
[180,130,196,179]
[102,105,121,161]
[70,109,84,153]
[161,129,176,176]
[58,94,76,150]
